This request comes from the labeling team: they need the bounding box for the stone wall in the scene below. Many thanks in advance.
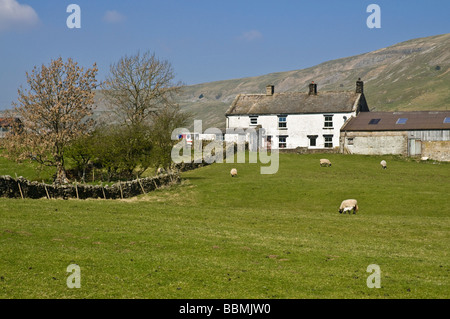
[422,141,450,162]
[0,159,215,200]
[0,174,180,200]
[340,131,408,155]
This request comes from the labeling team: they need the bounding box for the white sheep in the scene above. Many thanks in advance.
[320,159,332,167]
[380,160,387,169]
[339,199,359,214]
[230,168,238,177]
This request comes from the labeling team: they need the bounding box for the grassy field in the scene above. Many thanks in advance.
[0,153,449,299]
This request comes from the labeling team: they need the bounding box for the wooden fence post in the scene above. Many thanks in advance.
[138,178,146,195]
[119,181,123,199]
[75,181,79,200]
[15,173,24,200]
[43,180,50,199]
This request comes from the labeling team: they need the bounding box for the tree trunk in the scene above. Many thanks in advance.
[54,163,69,185]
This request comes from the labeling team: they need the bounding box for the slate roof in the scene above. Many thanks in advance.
[225,91,364,115]
[341,111,450,131]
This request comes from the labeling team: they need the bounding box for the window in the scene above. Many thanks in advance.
[278,136,287,148]
[444,117,450,124]
[324,115,333,128]
[369,118,381,125]
[347,138,354,145]
[324,135,333,148]
[396,118,408,124]
[250,116,258,125]
[278,116,287,129]
[307,135,317,147]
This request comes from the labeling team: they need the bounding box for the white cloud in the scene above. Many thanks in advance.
[238,30,263,42]
[0,0,39,32]
[103,10,126,24]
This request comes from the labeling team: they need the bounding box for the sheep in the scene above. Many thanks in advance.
[380,160,387,169]
[339,199,359,214]
[230,168,238,177]
[157,167,166,175]
[320,159,332,167]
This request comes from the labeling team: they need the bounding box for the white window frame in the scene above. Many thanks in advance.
[278,135,287,149]
[278,115,287,130]
[324,115,333,128]
[324,135,333,148]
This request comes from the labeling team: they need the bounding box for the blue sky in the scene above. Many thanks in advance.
[0,0,449,109]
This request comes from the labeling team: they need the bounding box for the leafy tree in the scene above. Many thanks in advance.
[89,124,153,181]
[65,133,96,183]
[149,104,191,172]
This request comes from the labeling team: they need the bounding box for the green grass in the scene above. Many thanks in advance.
[0,153,449,298]
[0,156,54,182]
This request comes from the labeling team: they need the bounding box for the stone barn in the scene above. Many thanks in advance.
[340,111,450,161]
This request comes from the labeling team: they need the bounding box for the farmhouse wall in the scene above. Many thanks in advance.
[228,113,354,150]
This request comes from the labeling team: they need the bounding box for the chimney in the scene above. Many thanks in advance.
[356,78,364,94]
[308,81,317,95]
[266,85,274,96]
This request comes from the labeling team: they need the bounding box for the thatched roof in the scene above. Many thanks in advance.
[226,91,365,116]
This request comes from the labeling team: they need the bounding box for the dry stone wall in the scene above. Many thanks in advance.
[0,174,180,200]
[0,160,215,200]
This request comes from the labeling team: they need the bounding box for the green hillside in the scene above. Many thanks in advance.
[174,33,450,128]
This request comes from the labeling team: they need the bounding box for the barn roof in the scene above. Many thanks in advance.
[225,91,365,116]
[0,117,21,127]
[341,111,450,131]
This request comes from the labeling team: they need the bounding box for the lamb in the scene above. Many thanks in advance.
[380,160,387,169]
[339,199,359,214]
[320,159,332,167]
[230,168,238,177]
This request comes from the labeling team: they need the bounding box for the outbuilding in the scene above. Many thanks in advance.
[340,111,450,161]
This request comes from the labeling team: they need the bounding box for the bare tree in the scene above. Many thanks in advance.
[101,50,182,125]
[3,57,98,184]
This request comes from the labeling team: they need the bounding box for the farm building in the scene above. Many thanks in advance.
[0,117,22,138]
[225,79,369,150]
[340,111,450,161]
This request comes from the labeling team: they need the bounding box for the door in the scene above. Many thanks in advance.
[409,139,422,156]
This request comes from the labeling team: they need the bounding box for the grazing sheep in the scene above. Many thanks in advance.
[339,199,359,214]
[421,157,429,161]
[320,159,332,167]
[230,168,238,177]
[380,160,387,169]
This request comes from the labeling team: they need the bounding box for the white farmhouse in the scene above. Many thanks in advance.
[225,79,369,150]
